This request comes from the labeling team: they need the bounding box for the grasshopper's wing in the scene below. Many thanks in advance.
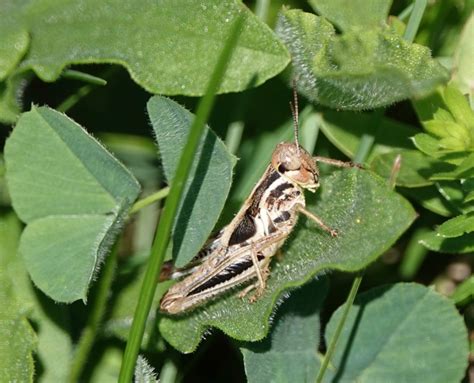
[159,228,225,281]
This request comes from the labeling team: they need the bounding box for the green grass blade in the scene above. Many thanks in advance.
[403,0,428,43]
[315,274,363,383]
[117,16,244,383]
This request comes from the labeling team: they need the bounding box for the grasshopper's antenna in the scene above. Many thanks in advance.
[289,80,300,155]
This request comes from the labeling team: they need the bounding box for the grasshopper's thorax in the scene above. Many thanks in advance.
[271,142,319,192]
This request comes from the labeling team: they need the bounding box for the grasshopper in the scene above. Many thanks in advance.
[160,91,356,314]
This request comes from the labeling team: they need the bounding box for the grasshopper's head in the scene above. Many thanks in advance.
[271,142,320,192]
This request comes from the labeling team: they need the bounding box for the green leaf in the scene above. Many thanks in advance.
[309,0,391,31]
[411,133,443,158]
[437,181,474,214]
[0,211,73,383]
[0,1,28,81]
[158,169,416,353]
[400,186,456,217]
[18,0,289,96]
[443,85,474,129]
[0,213,36,383]
[451,276,474,306]
[0,273,37,383]
[419,230,474,254]
[240,278,328,383]
[436,214,474,238]
[370,150,454,187]
[319,110,418,163]
[0,74,27,124]
[323,283,468,383]
[276,9,449,110]
[148,96,236,267]
[4,106,141,302]
[452,14,474,99]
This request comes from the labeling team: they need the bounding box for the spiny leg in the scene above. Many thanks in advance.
[313,156,362,169]
[250,244,265,290]
[298,206,338,237]
[238,257,271,301]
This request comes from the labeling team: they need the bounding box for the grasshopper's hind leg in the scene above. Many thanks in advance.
[238,261,271,302]
[238,251,271,302]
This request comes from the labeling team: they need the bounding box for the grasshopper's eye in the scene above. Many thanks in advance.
[279,155,301,172]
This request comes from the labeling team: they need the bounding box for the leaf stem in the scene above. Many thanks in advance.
[130,187,170,214]
[68,240,120,383]
[403,0,428,43]
[62,69,107,85]
[398,3,414,22]
[315,273,363,383]
[255,0,270,23]
[57,67,117,113]
[117,16,244,383]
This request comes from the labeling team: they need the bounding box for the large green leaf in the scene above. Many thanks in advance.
[0,74,27,124]
[0,211,73,383]
[148,96,236,267]
[323,283,468,383]
[13,0,288,96]
[309,0,392,32]
[276,9,449,110]
[158,168,416,353]
[0,0,29,82]
[240,278,328,383]
[0,213,37,382]
[0,272,37,383]
[4,106,141,302]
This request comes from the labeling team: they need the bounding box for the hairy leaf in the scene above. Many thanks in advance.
[16,0,288,96]
[5,106,140,302]
[276,9,449,110]
[309,0,392,31]
[158,169,416,353]
[148,96,236,267]
[323,283,468,383]
[241,278,328,383]
[0,1,28,81]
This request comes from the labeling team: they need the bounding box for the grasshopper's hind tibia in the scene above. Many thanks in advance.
[238,256,271,302]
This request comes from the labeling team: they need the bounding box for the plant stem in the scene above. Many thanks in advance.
[57,84,94,113]
[57,67,117,113]
[315,274,363,383]
[255,0,270,23]
[398,3,414,22]
[225,121,245,155]
[68,240,120,383]
[117,16,244,383]
[62,69,107,85]
[130,187,170,214]
[403,0,428,43]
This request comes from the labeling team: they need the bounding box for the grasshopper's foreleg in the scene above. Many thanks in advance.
[297,205,338,237]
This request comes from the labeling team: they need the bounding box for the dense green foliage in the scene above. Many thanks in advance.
[0,0,472,382]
